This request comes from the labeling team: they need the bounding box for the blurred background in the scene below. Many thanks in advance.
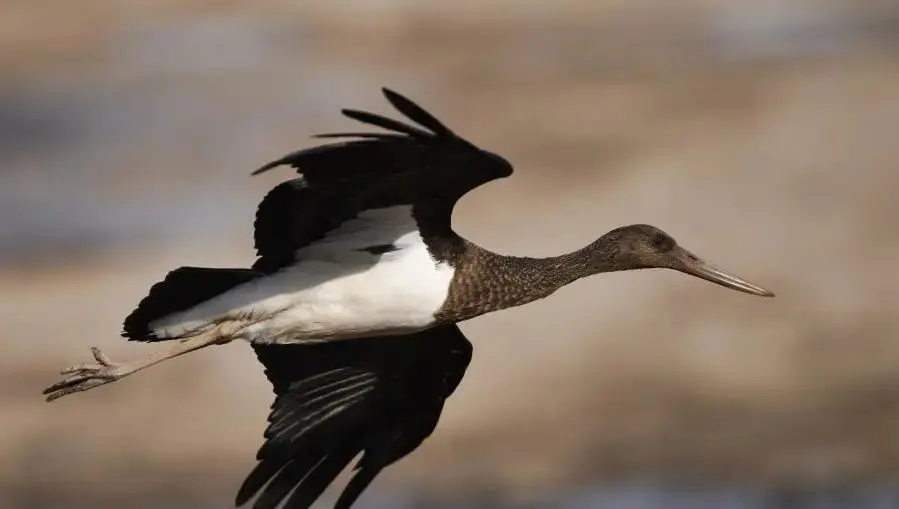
[2,1,899,508]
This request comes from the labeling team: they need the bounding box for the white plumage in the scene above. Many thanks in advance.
[149,206,455,342]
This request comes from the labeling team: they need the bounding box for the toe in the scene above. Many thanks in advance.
[45,379,108,402]
[91,347,115,366]
[43,374,85,395]
[60,364,97,375]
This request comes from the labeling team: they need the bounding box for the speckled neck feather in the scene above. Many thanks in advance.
[434,237,620,323]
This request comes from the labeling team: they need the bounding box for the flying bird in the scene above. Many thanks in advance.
[44,88,774,509]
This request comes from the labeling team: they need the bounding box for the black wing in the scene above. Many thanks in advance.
[250,88,513,273]
[237,324,474,509]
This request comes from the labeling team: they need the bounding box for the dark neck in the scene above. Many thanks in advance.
[492,249,595,297]
[437,240,617,322]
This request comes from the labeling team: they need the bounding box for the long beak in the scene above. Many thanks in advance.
[675,249,775,297]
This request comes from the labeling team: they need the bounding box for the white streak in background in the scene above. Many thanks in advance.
[712,1,861,60]
[114,17,292,78]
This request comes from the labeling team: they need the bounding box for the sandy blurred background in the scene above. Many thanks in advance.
[3,1,899,508]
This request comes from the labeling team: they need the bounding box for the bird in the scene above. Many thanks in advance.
[43,87,775,509]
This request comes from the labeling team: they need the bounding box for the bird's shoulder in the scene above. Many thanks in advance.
[250,88,513,273]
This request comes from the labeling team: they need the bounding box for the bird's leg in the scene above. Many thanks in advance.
[43,329,230,402]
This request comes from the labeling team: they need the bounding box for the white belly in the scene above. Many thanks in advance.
[250,243,454,342]
[150,233,455,343]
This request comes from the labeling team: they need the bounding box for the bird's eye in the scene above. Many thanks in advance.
[652,233,674,251]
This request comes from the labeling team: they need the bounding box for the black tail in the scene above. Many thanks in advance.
[122,267,258,341]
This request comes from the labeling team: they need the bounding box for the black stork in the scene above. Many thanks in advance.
[44,88,774,509]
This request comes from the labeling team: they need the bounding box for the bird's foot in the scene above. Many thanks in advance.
[43,347,134,402]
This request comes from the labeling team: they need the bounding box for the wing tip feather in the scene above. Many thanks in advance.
[251,86,472,176]
[380,87,453,137]
[252,160,283,176]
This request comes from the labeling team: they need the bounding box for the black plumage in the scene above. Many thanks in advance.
[250,87,513,273]
[240,325,472,509]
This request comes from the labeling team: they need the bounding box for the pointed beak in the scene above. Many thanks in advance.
[674,249,775,297]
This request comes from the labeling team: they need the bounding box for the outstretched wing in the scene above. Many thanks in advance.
[237,324,474,509]
[250,88,513,273]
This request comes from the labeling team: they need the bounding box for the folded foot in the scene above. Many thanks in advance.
[43,347,134,402]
